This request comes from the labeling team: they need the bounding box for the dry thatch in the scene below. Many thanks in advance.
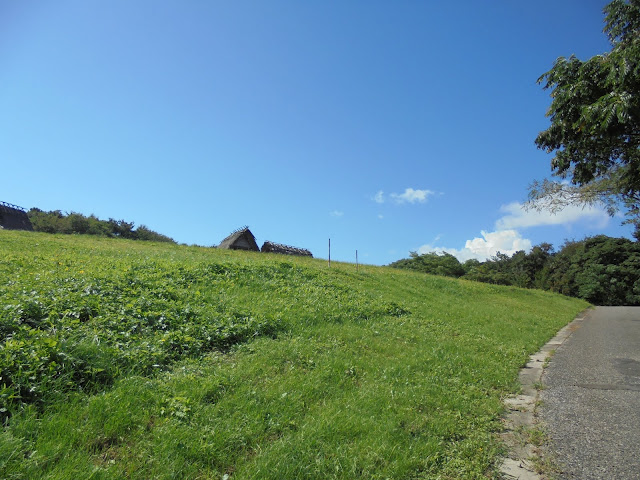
[217,226,259,251]
[0,201,33,231]
[261,241,312,257]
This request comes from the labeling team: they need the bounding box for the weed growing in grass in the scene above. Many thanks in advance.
[531,451,562,478]
[0,230,589,479]
[527,426,548,447]
[543,349,556,368]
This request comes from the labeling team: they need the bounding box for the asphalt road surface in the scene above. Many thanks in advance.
[541,306,640,480]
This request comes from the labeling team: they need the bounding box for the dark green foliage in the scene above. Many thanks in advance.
[388,251,466,277]
[474,244,554,289]
[543,235,640,305]
[390,237,640,305]
[107,218,136,239]
[462,255,515,286]
[27,208,175,243]
[534,0,640,231]
[134,225,174,242]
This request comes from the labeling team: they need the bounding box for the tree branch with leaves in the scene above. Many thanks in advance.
[529,0,640,239]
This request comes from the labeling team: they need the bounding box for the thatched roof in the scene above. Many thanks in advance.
[261,241,312,257]
[218,226,259,251]
[0,201,33,231]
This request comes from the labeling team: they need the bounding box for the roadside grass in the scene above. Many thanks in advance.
[0,230,589,479]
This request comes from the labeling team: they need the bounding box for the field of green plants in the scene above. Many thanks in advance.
[0,230,588,479]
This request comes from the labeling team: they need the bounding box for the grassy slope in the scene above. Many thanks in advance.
[0,231,588,479]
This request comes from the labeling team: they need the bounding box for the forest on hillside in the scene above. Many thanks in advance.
[389,235,640,306]
[27,208,175,243]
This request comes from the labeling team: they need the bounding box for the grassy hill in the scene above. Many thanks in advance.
[0,230,588,479]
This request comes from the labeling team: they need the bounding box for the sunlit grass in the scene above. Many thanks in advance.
[0,230,588,479]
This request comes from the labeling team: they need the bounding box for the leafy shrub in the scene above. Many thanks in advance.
[27,208,175,243]
[389,252,466,278]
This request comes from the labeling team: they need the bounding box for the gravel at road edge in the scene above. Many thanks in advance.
[499,310,589,480]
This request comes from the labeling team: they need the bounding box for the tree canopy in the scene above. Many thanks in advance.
[27,209,175,243]
[531,0,640,236]
[389,251,466,278]
[389,236,640,306]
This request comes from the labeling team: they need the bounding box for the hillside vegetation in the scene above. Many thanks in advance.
[390,236,640,306]
[0,230,588,479]
[27,208,176,243]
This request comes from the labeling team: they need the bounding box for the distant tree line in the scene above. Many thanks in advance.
[389,235,640,306]
[27,208,175,243]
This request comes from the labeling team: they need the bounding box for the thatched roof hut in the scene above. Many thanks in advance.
[218,226,259,251]
[0,201,33,231]
[261,241,312,257]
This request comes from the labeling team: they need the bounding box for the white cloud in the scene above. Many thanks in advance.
[330,210,344,217]
[377,214,384,219]
[390,188,435,204]
[417,230,532,262]
[464,230,532,259]
[373,191,385,204]
[412,200,610,264]
[495,202,609,230]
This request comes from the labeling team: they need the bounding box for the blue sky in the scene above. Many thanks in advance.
[1,0,633,265]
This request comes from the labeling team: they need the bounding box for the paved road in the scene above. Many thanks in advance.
[541,307,640,480]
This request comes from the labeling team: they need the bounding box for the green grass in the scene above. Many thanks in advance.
[0,230,589,479]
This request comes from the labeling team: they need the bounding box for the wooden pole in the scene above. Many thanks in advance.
[356,250,359,272]
[328,238,331,268]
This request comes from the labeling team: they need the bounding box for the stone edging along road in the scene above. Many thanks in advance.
[498,310,589,480]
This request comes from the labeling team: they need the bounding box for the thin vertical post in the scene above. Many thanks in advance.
[356,250,359,272]
[328,238,331,268]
